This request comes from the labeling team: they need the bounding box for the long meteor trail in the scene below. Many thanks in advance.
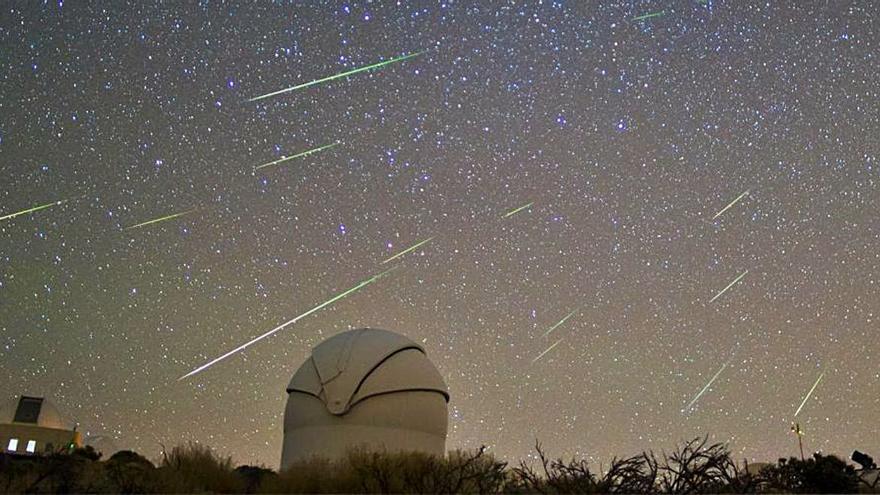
[0,199,68,222]
[542,306,581,338]
[532,338,564,364]
[683,361,729,413]
[125,209,198,230]
[254,142,339,171]
[382,237,434,264]
[178,266,399,381]
[708,270,749,303]
[248,52,423,102]
[633,11,665,21]
[712,190,750,220]
[794,371,825,417]
[502,201,534,218]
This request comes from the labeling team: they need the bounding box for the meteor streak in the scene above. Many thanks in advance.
[633,11,665,21]
[178,266,398,381]
[712,190,750,220]
[381,237,434,264]
[532,338,564,364]
[683,361,728,413]
[502,201,534,218]
[542,306,581,338]
[248,52,423,102]
[708,270,748,303]
[794,371,825,417]
[0,199,67,222]
[125,209,198,230]
[254,142,339,171]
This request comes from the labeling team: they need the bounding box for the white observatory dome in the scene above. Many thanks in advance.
[0,395,68,430]
[280,328,449,468]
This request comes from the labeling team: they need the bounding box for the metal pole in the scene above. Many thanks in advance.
[792,423,805,461]
[798,431,805,461]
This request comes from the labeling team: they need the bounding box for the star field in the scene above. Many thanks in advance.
[1,1,878,468]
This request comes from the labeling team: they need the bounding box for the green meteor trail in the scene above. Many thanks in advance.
[683,361,728,413]
[712,190,750,220]
[179,266,399,381]
[248,51,423,102]
[0,199,67,222]
[794,371,825,417]
[254,142,340,171]
[632,11,665,21]
[542,306,581,338]
[125,209,198,230]
[502,201,534,218]
[381,237,435,264]
[708,269,749,303]
[532,338,564,364]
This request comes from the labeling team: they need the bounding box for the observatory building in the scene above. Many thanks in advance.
[0,395,81,456]
[281,328,449,468]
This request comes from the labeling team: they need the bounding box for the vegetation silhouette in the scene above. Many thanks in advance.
[0,437,874,493]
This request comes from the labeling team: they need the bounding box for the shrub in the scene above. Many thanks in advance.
[235,465,278,493]
[104,450,156,493]
[0,439,871,494]
[759,453,860,493]
[508,438,759,494]
[154,442,244,493]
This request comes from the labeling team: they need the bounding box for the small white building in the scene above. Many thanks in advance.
[0,395,81,456]
[281,328,449,469]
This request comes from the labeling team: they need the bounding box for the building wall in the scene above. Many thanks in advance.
[281,390,448,469]
[0,423,82,455]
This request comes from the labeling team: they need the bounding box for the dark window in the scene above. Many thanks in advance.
[13,396,43,424]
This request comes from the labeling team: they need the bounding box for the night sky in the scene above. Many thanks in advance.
[1,0,878,468]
